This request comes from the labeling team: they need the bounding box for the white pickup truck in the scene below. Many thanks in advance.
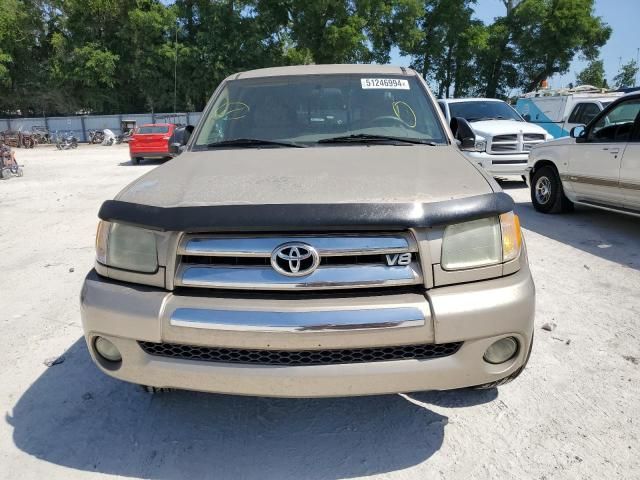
[439,98,552,178]
[528,92,640,216]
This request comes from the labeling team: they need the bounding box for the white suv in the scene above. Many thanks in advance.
[528,93,640,216]
[439,98,552,177]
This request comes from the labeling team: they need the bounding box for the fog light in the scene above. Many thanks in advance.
[484,337,518,364]
[94,336,122,362]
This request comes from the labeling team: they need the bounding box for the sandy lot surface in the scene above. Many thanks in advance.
[0,145,638,480]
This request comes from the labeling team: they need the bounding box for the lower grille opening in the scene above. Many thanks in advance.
[172,285,424,299]
[138,341,463,366]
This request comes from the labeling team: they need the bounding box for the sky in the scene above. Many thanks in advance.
[390,0,640,91]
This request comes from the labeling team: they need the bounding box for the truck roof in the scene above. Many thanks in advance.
[520,87,624,100]
[516,93,624,104]
[234,64,416,79]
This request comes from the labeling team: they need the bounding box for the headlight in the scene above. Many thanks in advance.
[474,140,487,152]
[500,211,522,262]
[441,212,522,271]
[95,221,158,273]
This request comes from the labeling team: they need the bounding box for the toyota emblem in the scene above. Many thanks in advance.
[271,242,320,277]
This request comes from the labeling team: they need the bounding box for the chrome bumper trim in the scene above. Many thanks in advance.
[179,234,413,257]
[176,263,422,290]
[169,306,425,332]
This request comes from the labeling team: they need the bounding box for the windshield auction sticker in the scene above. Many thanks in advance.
[361,78,410,90]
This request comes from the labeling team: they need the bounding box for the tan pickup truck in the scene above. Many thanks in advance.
[81,64,534,397]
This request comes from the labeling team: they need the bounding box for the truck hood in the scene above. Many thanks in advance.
[470,120,549,138]
[533,136,574,148]
[116,145,493,208]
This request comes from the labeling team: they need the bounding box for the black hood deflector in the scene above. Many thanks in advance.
[97,192,514,232]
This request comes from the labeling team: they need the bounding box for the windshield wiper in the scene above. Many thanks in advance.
[206,138,306,148]
[317,134,438,145]
[467,116,508,122]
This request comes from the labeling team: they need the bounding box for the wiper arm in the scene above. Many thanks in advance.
[206,138,306,148]
[317,134,437,145]
[469,116,507,122]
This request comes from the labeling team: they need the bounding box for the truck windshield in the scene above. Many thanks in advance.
[194,75,447,147]
[449,101,523,122]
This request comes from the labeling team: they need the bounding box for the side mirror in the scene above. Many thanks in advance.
[169,125,195,154]
[170,143,188,153]
[522,114,531,122]
[450,117,476,151]
[570,125,586,142]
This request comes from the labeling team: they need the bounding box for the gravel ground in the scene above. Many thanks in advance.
[0,145,638,480]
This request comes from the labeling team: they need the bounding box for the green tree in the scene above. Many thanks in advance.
[398,0,486,98]
[120,1,178,112]
[576,59,608,88]
[613,60,639,89]
[252,0,412,65]
[476,17,518,97]
[512,0,611,93]
[0,0,57,114]
[478,0,611,97]
[49,0,178,113]
[173,0,289,112]
[0,0,617,115]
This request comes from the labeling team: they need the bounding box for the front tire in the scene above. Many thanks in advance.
[531,166,573,213]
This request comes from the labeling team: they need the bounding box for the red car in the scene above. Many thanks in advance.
[129,123,177,164]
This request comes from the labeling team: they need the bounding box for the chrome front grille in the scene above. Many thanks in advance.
[490,134,518,153]
[174,233,422,291]
[181,253,417,267]
[522,133,546,151]
[493,134,518,142]
[491,143,518,153]
[489,132,546,154]
[523,133,545,141]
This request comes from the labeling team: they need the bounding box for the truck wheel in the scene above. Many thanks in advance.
[472,334,534,390]
[531,166,573,213]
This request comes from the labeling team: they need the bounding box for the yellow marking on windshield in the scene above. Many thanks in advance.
[214,98,250,120]
[392,101,417,128]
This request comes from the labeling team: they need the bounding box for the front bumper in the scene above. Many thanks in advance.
[80,264,535,397]
[525,166,533,186]
[129,150,174,159]
[464,151,529,176]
